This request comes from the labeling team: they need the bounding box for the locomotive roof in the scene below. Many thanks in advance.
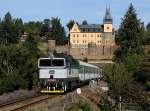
[39,53,99,69]
[38,57,65,60]
[78,60,99,68]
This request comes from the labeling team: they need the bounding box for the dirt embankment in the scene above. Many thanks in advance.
[25,81,108,111]
[0,89,38,105]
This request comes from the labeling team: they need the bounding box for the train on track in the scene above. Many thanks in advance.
[38,55,103,93]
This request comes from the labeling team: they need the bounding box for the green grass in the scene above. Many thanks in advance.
[37,42,47,51]
[24,105,49,111]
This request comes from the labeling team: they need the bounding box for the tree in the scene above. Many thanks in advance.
[146,22,150,30]
[23,34,39,55]
[24,21,42,36]
[105,63,141,98]
[14,18,24,38]
[143,23,150,45]
[67,20,75,31]
[50,17,66,45]
[0,12,19,44]
[4,12,12,22]
[116,4,144,60]
[82,20,88,25]
[0,44,27,93]
[0,34,40,93]
[105,4,150,109]
[40,19,51,37]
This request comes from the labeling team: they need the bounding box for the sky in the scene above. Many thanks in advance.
[0,0,150,30]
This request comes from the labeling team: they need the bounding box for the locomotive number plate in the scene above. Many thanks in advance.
[49,70,55,74]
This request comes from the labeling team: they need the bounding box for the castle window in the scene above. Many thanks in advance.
[107,27,109,29]
[73,34,75,37]
[97,35,99,37]
[98,41,101,43]
[77,34,79,37]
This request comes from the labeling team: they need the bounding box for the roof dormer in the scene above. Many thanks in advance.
[70,22,81,33]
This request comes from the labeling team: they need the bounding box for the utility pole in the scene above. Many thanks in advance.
[119,96,122,111]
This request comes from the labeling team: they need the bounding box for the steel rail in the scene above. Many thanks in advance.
[0,95,58,111]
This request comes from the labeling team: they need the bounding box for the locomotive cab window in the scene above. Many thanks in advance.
[39,58,65,67]
[39,59,51,67]
[52,59,64,67]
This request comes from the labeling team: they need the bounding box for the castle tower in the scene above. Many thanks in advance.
[103,7,113,33]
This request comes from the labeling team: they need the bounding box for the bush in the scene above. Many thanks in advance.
[0,38,39,93]
[0,73,27,93]
[65,99,91,111]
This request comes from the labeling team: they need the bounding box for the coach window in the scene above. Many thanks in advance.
[87,67,89,73]
[80,66,84,73]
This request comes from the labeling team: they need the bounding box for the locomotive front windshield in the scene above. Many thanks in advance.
[52,59,64,66]
[39,59,65,67]
[40,59,51,67]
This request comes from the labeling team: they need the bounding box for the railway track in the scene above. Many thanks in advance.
[0,82,102,111]
[0,94,58,111]
[0,81,100,111]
